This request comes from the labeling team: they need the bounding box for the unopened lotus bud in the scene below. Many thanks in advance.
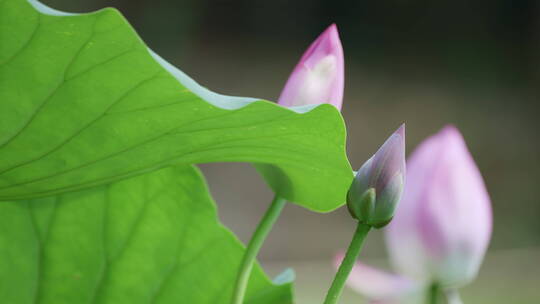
[386,125,492,287]
[347,125,406,228]
[278,24,344,110]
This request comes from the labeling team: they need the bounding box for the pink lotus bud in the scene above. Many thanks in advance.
[386,125,492,287]
[277,24,344,110]
[347,125,406,228]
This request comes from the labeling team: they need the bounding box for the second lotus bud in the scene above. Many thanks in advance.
[347,125,406,228]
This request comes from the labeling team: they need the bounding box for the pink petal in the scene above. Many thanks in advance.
[385,125,492,287]
[277,24,344,110]
[333,253,418,301]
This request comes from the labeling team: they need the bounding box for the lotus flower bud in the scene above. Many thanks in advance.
[347,125,406,228]
[386,125,492,287]
[278,24,344,110]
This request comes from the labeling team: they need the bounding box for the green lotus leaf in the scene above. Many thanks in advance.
[0,0,352,212]
[0,165,293,303]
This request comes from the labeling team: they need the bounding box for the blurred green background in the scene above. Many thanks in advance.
[40,0,540,302]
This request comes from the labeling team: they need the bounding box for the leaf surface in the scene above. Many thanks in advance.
[0,0,352,211]
[0,165,293,304]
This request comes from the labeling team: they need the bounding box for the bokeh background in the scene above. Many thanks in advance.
[41,0,540,302]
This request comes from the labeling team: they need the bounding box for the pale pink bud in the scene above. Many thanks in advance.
[386,125,492,287]
[277,24,344,110]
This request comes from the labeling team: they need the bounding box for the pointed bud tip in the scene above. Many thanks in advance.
[325,23,339,37]
[396,124,405,138]
[440,124,460,138]
[315,23,343,55]
[435,124,467,150]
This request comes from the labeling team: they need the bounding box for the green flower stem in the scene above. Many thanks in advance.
[323,222,371,304]
[428,283,441,304]
[231,195,287,304]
